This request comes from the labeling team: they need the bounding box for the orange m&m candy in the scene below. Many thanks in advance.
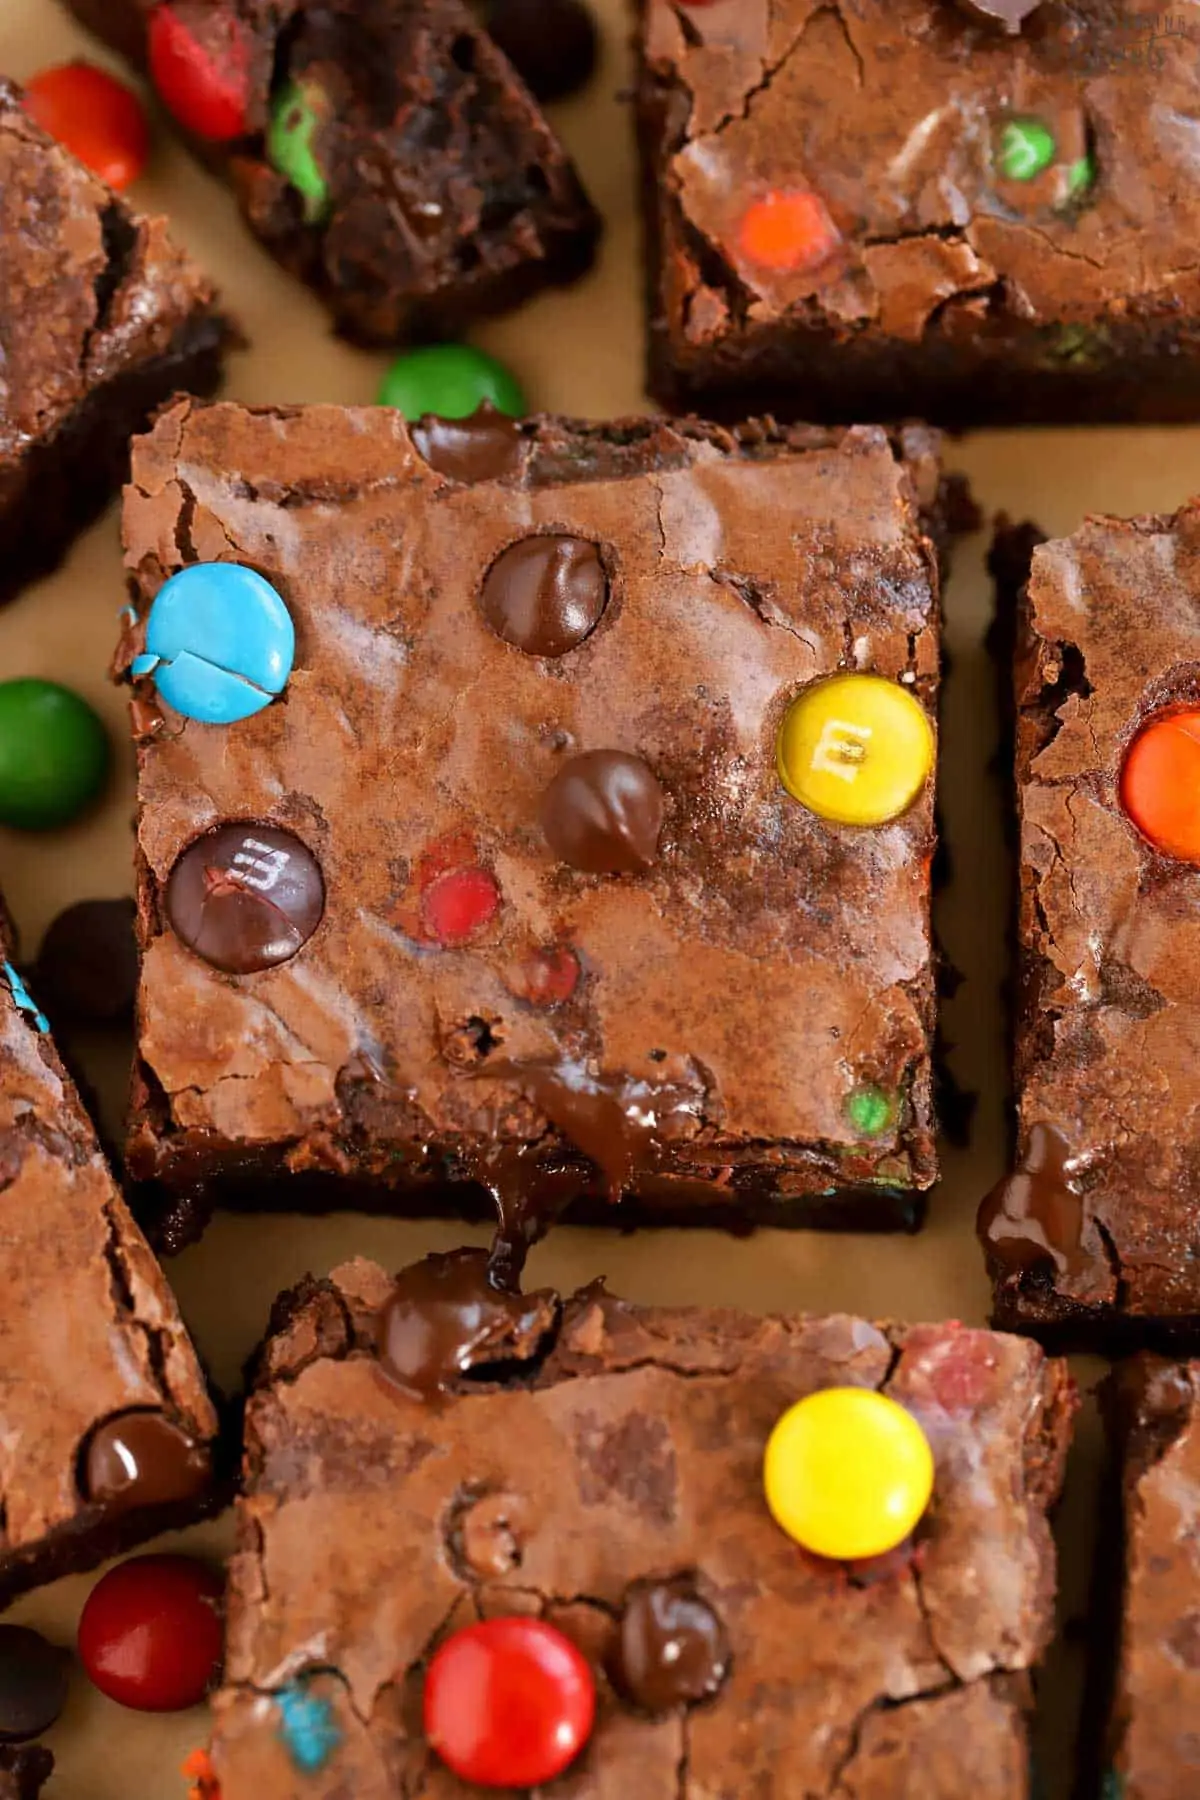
[1120,708,1200,862]
[24,62,150,190]
[738,189,840,275]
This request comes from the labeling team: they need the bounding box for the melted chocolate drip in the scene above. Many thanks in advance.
[540,749,664,873]
[82,1410,211,1511]
[954,0,1042,29]
[376,1248,559,1400]
[412,404,524,484]
[977,1122,1094,1277]
[610,1578,730,1714]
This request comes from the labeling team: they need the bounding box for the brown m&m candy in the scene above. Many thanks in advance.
[0,1626,68,1743]
[480,535,608,658]
[35,897,138,1024]
[486,0,599,103]
[610,1578,729,1714]
[165,823,324,974]
[541,750,664,874]
[82,1410,211,1512]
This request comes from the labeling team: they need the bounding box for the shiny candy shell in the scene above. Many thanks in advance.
[0,678,109,830]
[78,1554,223,1711]
[23,61,150,189]
[424,1616,595,1787]
[378,344,526,420]
[738,188,840,275]
[130,563,294,723]
[777,673,933,826]
[763,1387,934,1560]
[1120,708,1200,862]
[148,3,251,141]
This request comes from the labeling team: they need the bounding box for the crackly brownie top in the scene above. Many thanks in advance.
[642,0,1199,347]
[0,79,219,469]
[1110,1358,1200,1792]
[211,1255,1073,1795]
[119,400,941,1189]
[997,508,1200,1317]
[0,955,216,1562]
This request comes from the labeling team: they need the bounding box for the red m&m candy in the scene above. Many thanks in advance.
[739,189,840,275]
[1120,708,1200,863]
[78,1554,223,1711]
[148,3,251,142]
[424,1617,595,1787]
[24,62,150,189]
[421,865,501,945]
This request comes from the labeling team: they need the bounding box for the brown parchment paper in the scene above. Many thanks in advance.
[2,1,1188,1791]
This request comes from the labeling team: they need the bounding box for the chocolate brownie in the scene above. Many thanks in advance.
[117,399,950,1240]
[207,1251,1075,1794]
[636,0,1200,427]
[0,77,227,604]
[61,0,599,345]
[1099,1357,1200,1798]
[0,937,218,1606]
[979,507,1200,1347]
[0,1749,52,1800]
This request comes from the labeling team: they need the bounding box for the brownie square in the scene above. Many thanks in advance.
[209,1252,1075,1795]
[118,400,947,1238]
[1101,1357,1200,1798]
[0,77,227,603]
[0,938,218,1606]
[979,507,1200,1346]
[636,0,1200,427]
[0,1748,52,1800]
[62,0,599,345]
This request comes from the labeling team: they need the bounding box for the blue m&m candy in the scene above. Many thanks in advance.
[130,563,294,724]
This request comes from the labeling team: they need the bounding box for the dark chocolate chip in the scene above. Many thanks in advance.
[486,0,599,101]
[34,898,138,1025]
[610,1578,729,1715]
[0,1628,68,1745]
[82,1410,211,1512]
[165,823,325,974]
[977,1122,1093,1277]
[412,405,524,484]
[480,534,608,659]
[376,1249,559,1402]
[540,749,663,873]
[954,0,1042,30]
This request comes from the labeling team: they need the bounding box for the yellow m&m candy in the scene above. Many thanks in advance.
[777,674,934,826]
[763,1387,934,1560]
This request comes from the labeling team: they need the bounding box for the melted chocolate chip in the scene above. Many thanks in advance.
[376,1249,559,1401]
[34,897,138,1025]
[480,1056,702,1201]
[0,1628,68,1744]
[82,1410,211,1512]
[487,0,599,101]
[480,535,608,658]
[610,1578,729,1715]
[977,1122,1094,1277]
[165,823,325,974]
[540,750,663,873]
[412,404,524,484]
[954,0,1041,29]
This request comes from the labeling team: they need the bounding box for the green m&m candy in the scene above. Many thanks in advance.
[845,1083,897,1137]
[377,345,526,420]
[267,78,332,224]
[0,679,109,830]
[997,116,1056,181]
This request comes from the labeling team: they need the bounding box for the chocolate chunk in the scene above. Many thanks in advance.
[486,0,599,102]
[977,1122,1093,1277]
[376,1249,559,1401]
[412,404,524,484]
[82,1410,212,1512]
[480,534,608,658]
[540,749,663,873]
[0,1629,68,1745]
[610,1577,729,1714]
[34,898,138,1024]
[165,823,325,974]
[954,0,1042,29]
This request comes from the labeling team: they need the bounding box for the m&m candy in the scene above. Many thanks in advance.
[23,62,150,189]
[147,3,251,142]
[78,1554,223,1711]
[267,79,331,223]
[763,1387,934,1560]
[1120,708,1200,862]
[996,116,1056,181]
[424,1616,595,1786]
[738,189,840,275]
[777,673,934,826]
[378,345,527,419]
[130,563,295,724]
[0,679,109,830]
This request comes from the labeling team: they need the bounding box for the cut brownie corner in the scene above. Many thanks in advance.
[212,1251,1074,1795]
[0,75,230,603]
